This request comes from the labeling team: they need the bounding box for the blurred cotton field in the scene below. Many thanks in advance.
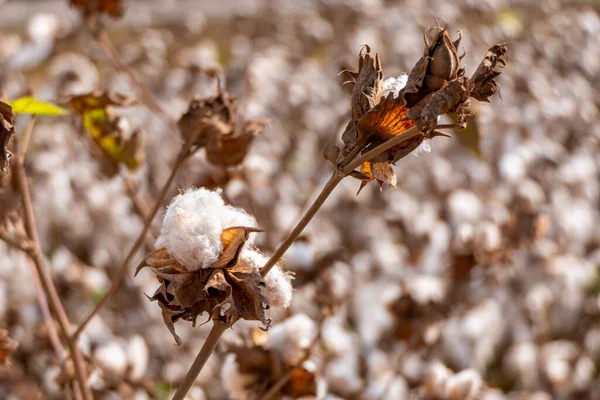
[0,0,599,400]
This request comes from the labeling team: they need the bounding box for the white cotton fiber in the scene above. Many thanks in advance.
[381,75,408,99]
[155,188,257,270]
[241,249,294,308]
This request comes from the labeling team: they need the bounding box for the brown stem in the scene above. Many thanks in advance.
[260,170,344,278]
[14,139,93,400]
[342,125,420,174]
[171,319,230,400]
[73,138,194,340]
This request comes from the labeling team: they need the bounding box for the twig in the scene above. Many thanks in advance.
[171,319,231,400]
[73,135,195,340]
[13,137,93,400]
[342,125,420,173]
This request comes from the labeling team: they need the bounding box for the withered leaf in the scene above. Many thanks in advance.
[179,89,264,167]
[223,261,270,326]
[0,101,15,174]
[178,91,235,149]
[70,91,143,172]
[205,120,267,167]
[134,246,188,276]
[408,79,466,133]
[348,45,383,122]
[468,43,507,102]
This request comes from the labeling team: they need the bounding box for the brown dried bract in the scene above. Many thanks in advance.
[0,101,15,175]
[341,45,383,153]
[468,44,508,102]
[178,87,266,167]
[136,227,269,345]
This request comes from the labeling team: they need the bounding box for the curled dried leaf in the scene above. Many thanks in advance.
[468,43,508,102]
[179,89,265,167]
[341,46,384,153]
[205,120,267,167]
[0,101,15,175]
[70,91,143,173]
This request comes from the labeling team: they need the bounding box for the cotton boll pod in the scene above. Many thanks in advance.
[136,188,281,345]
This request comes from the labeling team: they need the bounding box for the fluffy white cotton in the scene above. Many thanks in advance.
[155,188,257,270]
[242,249,294,308]
[381,75,408,98]
[266,314,318,364]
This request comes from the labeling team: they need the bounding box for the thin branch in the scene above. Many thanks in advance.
[260,170,344,278]
[342,125,421,174]
[171,319,231,400]
[73,136,195,340]
[14,138,93,400]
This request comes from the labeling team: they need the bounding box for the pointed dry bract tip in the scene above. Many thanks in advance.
[0,101,15,175]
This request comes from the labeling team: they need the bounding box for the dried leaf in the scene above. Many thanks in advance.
[70,92,143,171]
[468,43,508,102]
[0,101,15,174]
[205,120,267,167]
[178,92,235,149]
[348,45,383,122]
[224,261,270,326]
[408,79,467,133]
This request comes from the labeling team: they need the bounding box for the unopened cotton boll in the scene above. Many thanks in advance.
[155,188,257,270]
[266,314,317,365]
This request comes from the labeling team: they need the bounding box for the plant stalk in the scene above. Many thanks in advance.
[171,320,230,400]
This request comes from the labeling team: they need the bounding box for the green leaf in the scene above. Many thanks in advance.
[7,96,69,116]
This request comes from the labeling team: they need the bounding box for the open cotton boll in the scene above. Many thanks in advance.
[155,188,257,270]
[266,314,318,365]
[241,249,294,308]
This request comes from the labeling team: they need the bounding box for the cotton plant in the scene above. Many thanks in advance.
[135,188,294,345]
[132,24,506,400]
